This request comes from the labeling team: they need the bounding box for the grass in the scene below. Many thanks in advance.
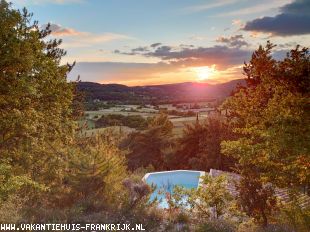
[82,106,210,137]
[79,126,136,137]
[85,110,158,119]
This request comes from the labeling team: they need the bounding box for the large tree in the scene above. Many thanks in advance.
[222,42,309,189]
[175,117,235,171]
[0,0,76,203]
[121,114,173,170]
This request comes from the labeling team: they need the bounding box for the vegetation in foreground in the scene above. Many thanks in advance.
[0,1,309,231]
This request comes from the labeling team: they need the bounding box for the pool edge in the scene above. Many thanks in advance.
[143,170,206,190]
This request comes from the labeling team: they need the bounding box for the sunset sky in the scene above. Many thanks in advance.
[12,0,310,86]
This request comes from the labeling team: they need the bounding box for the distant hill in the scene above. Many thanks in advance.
[77,79,246,104]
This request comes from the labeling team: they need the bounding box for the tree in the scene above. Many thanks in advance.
[148,113,173,135]
[66,133,127,210]
[121,114,173,170]
[122,128,170,170]
[0,0,76,204]
[176,117,235,171]
[236,167,277,227]
[176,121,207,169]
[222,42,310,189]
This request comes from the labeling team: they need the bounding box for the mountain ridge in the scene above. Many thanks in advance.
[77,79,246,103]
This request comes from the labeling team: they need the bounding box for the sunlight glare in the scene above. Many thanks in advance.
[193,65,216,81]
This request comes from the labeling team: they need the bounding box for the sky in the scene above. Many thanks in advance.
[11,0,310,86]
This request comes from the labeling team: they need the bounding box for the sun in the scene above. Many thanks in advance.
[193,65,216,81]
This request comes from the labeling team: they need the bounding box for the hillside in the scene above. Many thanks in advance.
[77,79,246,104]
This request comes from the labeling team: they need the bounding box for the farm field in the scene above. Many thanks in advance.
[79,126,136,137]
[85,110,158,119]
[170,116,208,136]
[82,104,212,137]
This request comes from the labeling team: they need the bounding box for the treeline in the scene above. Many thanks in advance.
[77,80,241,105]
[161,109,196,117]
[84,101,115,111]
[95,114,149,130]
[0,1,309,231]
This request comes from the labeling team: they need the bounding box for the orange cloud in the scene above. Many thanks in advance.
[42,23,82,36]
[69,61,245,86]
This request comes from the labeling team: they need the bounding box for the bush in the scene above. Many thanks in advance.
[196,220,235,232]
[276,194,310,232]
[0,195,24,223]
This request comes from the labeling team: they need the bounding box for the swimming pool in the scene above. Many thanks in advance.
[143,170,205,208]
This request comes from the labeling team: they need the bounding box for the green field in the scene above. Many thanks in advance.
[85,110,158,119]
[82,106,209,137]
[79,126,136,137]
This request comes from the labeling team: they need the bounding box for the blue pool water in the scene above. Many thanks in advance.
[144,170,204,208]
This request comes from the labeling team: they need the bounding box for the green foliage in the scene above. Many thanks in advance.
[1,1,309,230]
[67,133,127,206]
[221,42,309,227]
[84,101,115,111]
[171,175,233,220]
[222,42,310,188]
[121,177,158,217]
[174,117,235,171]
[276,191,310,232]
[0,0,76,207]
[95,114,148,130]
[0,161,46,202]
[121,114,174,170]
[122,128,172,170]
[236,168,277,227]
[0,1,164,227]
[161,109,196,117]
[148,113,173,135]
[115,177,164,231]
[0,194,25,223]
[195,220,235,232]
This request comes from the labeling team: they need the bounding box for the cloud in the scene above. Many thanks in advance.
[72,40,255,85]
[184,0,238,13]
[68,61,245,86]
[115,43,251,70]
[42,23,82,36]
[68,62,170,84]
[216,0,291,17]
[216,34,249,48]
[42,24,134,48]
[243,0,310,36]
[148,45,173,58]
[115,45,173,57]
[280,0,310,14]
[150,43,162,48]
[277,42,298,49]
[60,32,133,48]
[232,19,244,27]
[189,35,208,41]
[163,46,250,70]
[69,41,266,85]
[180,44,195,48]
[12,0,83,5]
[132,46,150,52]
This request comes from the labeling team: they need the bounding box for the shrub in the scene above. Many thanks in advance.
[196,220,235,232]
